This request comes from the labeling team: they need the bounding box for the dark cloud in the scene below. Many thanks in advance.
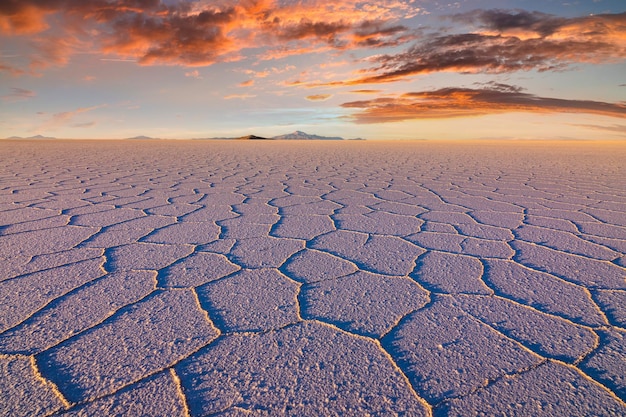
[1,87,35,101]
[450,9,567,37]
[341,85,626,123]
[274,20,351,45]
[103,7,237,66]
[345,11,626,85]
[351,21,416,48]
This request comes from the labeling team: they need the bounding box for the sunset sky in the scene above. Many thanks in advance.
[1,0,625,140]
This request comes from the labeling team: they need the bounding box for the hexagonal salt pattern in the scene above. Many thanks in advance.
[1,140,624,416]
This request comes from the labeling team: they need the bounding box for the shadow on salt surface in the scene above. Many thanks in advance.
[580,329,626,400]
[592,289,626,328]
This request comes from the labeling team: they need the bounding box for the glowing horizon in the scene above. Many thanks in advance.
[1,0,625,140]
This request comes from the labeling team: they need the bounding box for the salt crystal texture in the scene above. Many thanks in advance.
[0,140,624,415]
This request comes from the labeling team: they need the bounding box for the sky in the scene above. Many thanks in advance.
[1,0,625,140]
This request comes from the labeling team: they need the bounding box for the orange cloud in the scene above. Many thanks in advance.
[240,65,296,79]
[1,0,420,71]
[0,62,26,76]
[239,79,254,87]
[0,4,50,35]
[30,34,86,70]
[4,3,623,88]
[341,84,626,123]
[306,94,332,101]
[51,105,104,121]
[37,104,106,130]
[350,89,383,94]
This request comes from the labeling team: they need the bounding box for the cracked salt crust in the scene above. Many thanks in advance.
[0,140,625,416]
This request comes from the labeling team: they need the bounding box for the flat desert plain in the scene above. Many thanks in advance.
[1,139,625,416]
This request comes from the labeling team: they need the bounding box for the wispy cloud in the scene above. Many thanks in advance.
[185,69,202,79]
[239,65,296,79]
[30,35,87,70]
[239,79,255,87]
[306,94,333,101]
[572,123,626,134]
[37,105,106,130]
[72,121,96,128]
[100,58,137,62]
[223,94,256,100]
[341,84,626,123]
[0,62,26,75]
[1,87,35,101]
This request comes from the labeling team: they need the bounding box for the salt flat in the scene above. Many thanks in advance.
[0,139,625,416]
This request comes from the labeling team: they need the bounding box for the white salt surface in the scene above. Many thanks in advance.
[0,139,625,415]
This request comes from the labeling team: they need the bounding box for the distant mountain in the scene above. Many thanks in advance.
[190,131,366,141]
[272,131,344,140]
[4,134,57,140]
[236,135,272,140]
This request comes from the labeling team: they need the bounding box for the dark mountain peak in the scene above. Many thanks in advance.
[237,134,272,140]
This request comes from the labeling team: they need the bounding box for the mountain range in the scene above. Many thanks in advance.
[271,131,344,140]
[207,131,353,140]
[5,135,57,140]
[3,131,366,141]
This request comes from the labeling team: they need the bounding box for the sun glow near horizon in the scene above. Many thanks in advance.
[0,0,625,140]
